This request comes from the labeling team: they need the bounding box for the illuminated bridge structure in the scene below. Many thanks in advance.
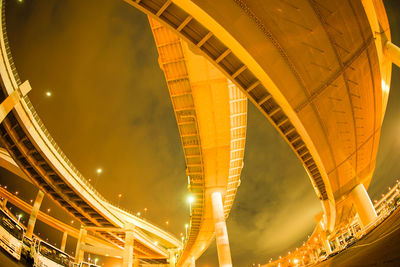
[0,0,398,266]
[0,0,181,266]
[0,0,247,266]
[0,186,125,257]
[122,0,400,266]
[0,149,181,261]
[148,18,247,267]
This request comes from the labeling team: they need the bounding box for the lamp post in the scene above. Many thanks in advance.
[188,196,194,216]
[118,194,122,206]
[95,168,102,187]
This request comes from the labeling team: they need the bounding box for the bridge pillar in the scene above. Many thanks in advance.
[189,256,195,267]
[123,222,135,267]
[0,81,31,124]
[61,232,68,251]
[211,191,232,267]
[26,189,44,238]
[350,184,377,227]
[75,226,87,263]
[168,249,177,267]
[319,231,331,254]
[385,41,400,68]
[133,256,139,267]
[335,237,340,249]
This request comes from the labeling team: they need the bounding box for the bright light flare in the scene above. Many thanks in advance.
[382,80,390,94]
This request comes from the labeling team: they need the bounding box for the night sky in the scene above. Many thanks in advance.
[1,0,400,266]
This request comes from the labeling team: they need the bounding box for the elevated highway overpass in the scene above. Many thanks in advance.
[0,0,181,265]
[0,0,398,266]
[0,186,124,257]
[122,0,399,265]
[148,18,247,267]
[0,148,181,262]
[0,0,247,266]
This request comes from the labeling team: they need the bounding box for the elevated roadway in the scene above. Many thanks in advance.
[124,0,396,245]
[121,0,399,265]
[0,0,397,265]
[148,18,247,266]
[0,148,180,260]
[0,186,123,256]
[0,0,181,264]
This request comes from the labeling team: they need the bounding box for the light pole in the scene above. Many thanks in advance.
[17,214,22,223]
[118,194,122,206]
[95,168,102,187]
[185,224,189,239]
[188,196,194,216]
[144,207,148,216]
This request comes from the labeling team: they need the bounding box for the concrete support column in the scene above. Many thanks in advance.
[211,191,232,267]
[123,223,135,267]
[2,198,7,208]
[168,249,176,267]
[320,232,331,254]
[385,41,400,67]
[75,226,87,263]
[348,227,353,237]
[61,232,68,252]
[335,237,340,249]
[349,184,377,227]
[133,257,139,267]
[189,256,195,267]
[26,190,44,238]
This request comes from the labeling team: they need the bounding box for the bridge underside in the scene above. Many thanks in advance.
[126,0,391,232]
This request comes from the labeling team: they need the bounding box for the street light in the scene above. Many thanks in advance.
[95,168,102,187]
[17,214,22,223]
[46,91,52,97]
[188,196,194,216]
[118,194,122,206]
